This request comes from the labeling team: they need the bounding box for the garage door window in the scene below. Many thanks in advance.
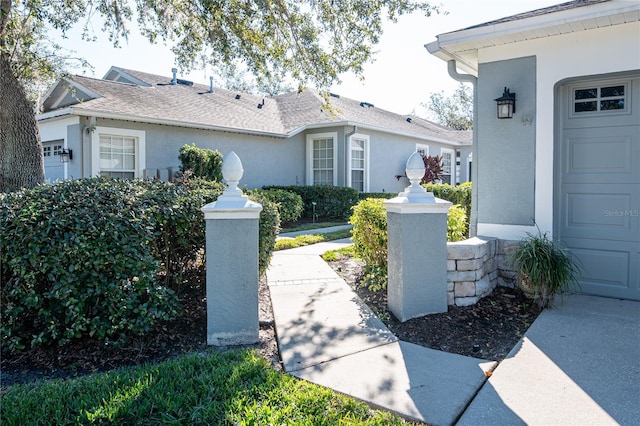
[573,83,627,114]
[42,143,63,158]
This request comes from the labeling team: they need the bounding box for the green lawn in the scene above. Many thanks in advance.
[275,229,352,251]
[281,221,348,233]
[1,349,409,425]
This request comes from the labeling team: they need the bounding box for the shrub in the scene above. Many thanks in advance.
[247,192,280,277]
[250,188,303,225]
[350,198,388,291]
[178,144,223,182]
[0,177,279,351]
[349,198,469,291]
[511,230,581,308]
[264,185,359,219]
[447,204,468,242]
[0,178,178,351]
[424,182,472,237]
[137,178,224,280]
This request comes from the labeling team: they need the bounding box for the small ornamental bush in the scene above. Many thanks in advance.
[178,144,224,182]
[350,198,388,291]
[447,204,468,242]
[251,188,303,225]
[424,182,472,237]
[264,185,359,219]
[350,198,470,291]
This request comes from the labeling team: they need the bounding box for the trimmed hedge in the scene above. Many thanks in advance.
[263,185,359,220]
[0,177,278,352]
[424,182,472,237]
[178,144,223,182]
[249,188,303,225]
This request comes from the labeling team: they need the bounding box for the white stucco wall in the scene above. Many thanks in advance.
[477,21,640,239]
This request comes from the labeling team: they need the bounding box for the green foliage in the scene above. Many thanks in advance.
[0,177,278,351]
[321,245,355,261]
[358,192,396,201]
[247,192,280,277]
[424,82,474,130]
[350,197,470,291]
[264,185,359,219]
[447,204,468,242]
[350,198,388,291]
[1,349,409,424]
[0,178,180,350]
[178,144,223,182]
[510,230,580,308]
[274,229,352,251]
[424,182,472,237]
[250,188,303,225]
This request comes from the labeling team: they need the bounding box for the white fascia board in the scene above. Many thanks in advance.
[47,78,103,110]
[424,43,479,75]
[69,107,289,139]
[289,121,468,147]
[435,1,639,49]
[37,107,73,121]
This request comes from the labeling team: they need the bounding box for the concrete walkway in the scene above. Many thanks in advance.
[267,236,640,425]
[267,239,496,424]
[458,294,640,425]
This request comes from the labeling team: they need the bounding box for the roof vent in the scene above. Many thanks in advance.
[359,101,374,108]
[235,94,241,100]
[208,76,214,93]
[176,79,193,86]
[171,68,177,85]
[329,92,340,98]
[406,117,412,123]
[257,99,265,109]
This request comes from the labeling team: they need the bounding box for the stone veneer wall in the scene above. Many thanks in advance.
[446,237,519,306]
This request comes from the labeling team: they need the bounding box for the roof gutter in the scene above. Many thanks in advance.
[445,59,479,237]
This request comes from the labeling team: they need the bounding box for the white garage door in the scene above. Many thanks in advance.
[557,75,640,300]
[43,140,64,183]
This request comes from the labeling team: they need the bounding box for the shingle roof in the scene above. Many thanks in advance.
[42,66,471,145]
[447,0,611,34]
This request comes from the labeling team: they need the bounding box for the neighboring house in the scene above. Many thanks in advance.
[37,66,472,194]
[427,0,639,300]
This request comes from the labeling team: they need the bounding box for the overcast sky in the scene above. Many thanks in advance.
[54,0,560,116]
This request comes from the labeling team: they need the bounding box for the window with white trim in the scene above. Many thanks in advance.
[306,132,337,185]
[348,134,369,192]
[100,135,136,179]
[91,127,146,179]
[440,148,454,185]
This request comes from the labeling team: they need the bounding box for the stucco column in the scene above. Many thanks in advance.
[385,152,452,322]
[201,152,262,345]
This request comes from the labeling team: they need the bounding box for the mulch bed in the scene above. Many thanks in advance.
[2,255,541,388]
[328,256,542,361]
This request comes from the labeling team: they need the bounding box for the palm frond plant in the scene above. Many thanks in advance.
[511,230,581,308]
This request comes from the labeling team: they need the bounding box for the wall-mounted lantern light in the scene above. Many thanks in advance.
[494,87,516,119]
[59,148,73,163]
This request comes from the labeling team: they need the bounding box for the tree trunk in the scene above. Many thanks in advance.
[0,52,45,193]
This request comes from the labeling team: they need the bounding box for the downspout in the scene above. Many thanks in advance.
[447,60,479,237]
[345,126,357,188]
